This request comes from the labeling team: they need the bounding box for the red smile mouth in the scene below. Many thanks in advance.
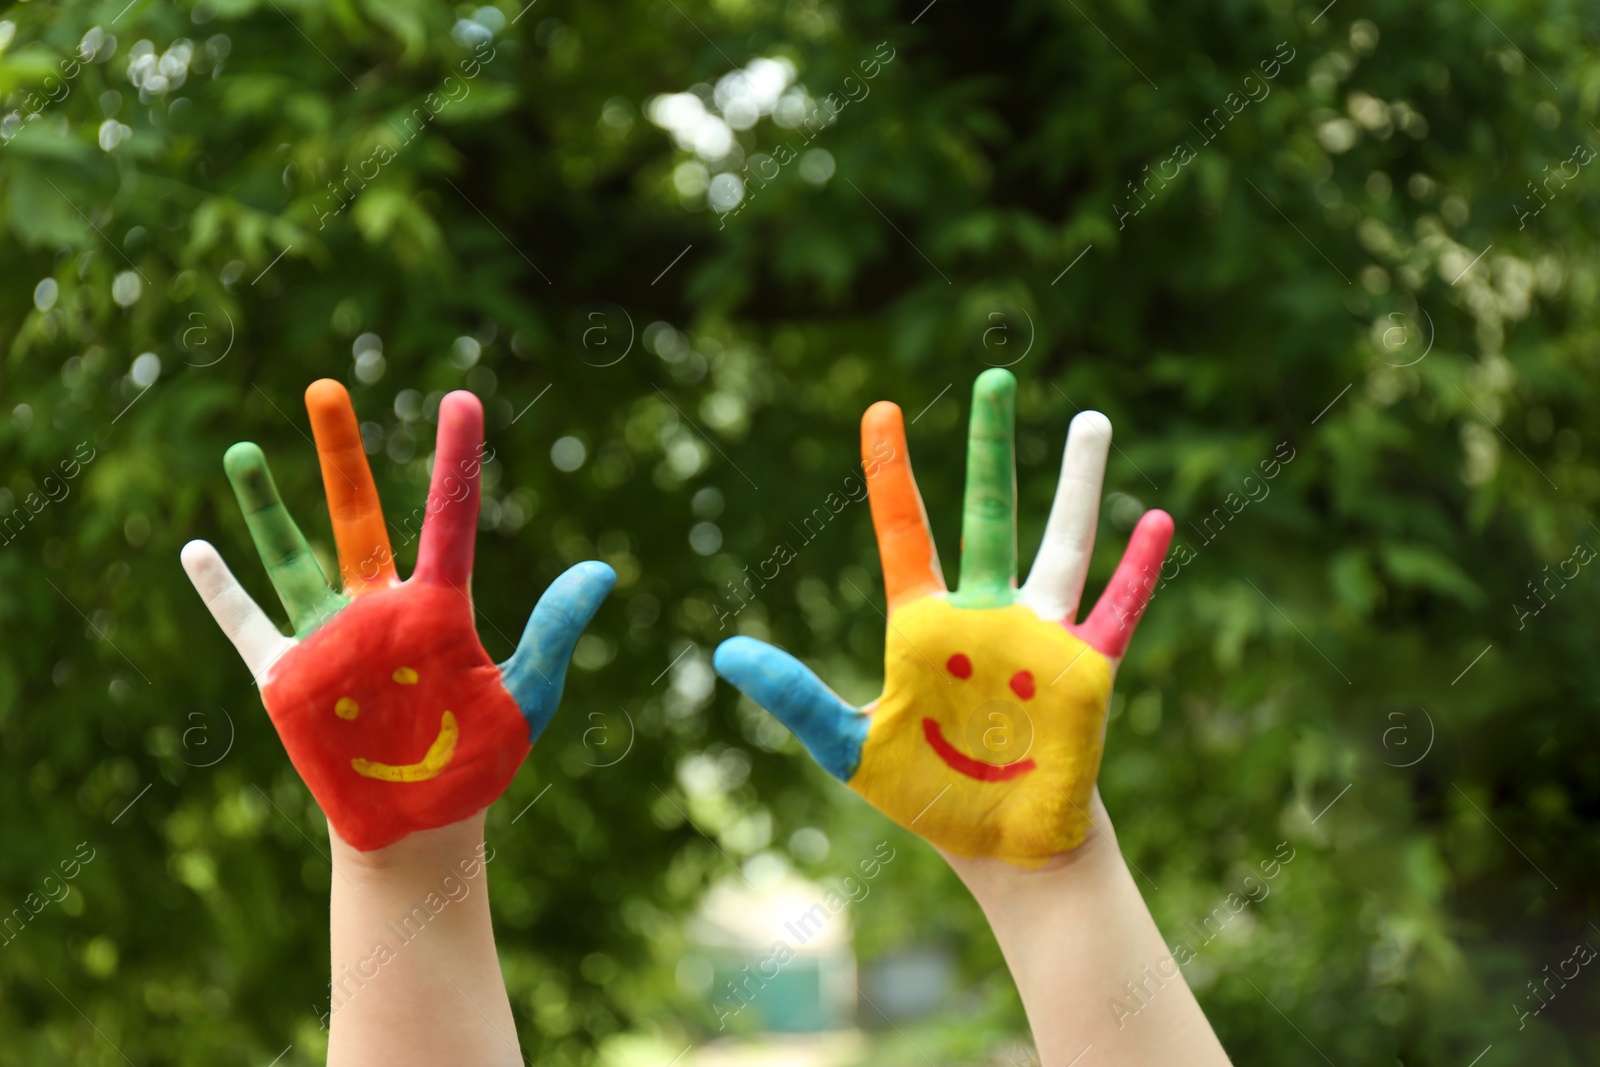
[922,718,1037,782]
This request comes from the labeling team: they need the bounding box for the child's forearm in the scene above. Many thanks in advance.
[949,799,1231,1067]
[326,813,520,1067]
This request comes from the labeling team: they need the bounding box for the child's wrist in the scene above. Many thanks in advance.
[329,809,489,884]
[947,815,1123,915]
[942,788,1131,926]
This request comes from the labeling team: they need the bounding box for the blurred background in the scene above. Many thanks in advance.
[2,0,1599,1062]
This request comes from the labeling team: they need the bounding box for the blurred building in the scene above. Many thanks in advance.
[859,943,957,1021]
[687,871,857,1034]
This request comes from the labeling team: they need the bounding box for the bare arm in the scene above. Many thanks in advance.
[949,793,1231,1066]
[326,812,521,1067]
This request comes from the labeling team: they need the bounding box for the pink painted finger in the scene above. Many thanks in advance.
[1071,509,1174,660]
[413,391,484,587]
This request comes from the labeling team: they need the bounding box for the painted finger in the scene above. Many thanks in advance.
[413,391,483,588]
[1072,509,1174,660]
[713,636,868,781]
[953,368,1018,608]
[223,442,346,635]
[862,400,945,611]
[1022,410,1113,622]
[180,539,295,681]
[305,378,397,594]
[499,561,617,740]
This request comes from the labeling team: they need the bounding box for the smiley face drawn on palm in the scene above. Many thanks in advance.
[182,381,614,851]
[715,370,1172,867]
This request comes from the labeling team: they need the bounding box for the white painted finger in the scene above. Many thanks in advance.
[1021,410,1113,622]
[181,539,295,682]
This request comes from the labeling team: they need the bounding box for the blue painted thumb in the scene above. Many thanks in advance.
[500,560,616,740]
[713,636,867,781]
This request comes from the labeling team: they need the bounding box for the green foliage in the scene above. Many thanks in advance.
[2,0,1598,1063]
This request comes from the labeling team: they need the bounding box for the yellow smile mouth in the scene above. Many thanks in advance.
[350,711,459,782]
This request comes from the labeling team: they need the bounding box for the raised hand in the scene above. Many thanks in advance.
[181,380,614,851]
[714,369,1172,867]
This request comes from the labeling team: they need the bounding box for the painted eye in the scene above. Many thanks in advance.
[946,653,973,679]
[335,697,360,720]
[1009,670,1035,700]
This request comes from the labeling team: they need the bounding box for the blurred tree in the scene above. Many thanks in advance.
[1,0,1598,1063]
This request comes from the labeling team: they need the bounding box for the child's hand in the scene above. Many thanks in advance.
[181,380,614,851]
[714,369,1171,867]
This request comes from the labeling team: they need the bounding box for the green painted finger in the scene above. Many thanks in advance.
[953,369,1018,608]
[223,442,346,635]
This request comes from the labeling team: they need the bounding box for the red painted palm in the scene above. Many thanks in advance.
[183,381,613,850]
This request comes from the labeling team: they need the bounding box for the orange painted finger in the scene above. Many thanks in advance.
[305,379,397,594]
[861,400,945,610]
